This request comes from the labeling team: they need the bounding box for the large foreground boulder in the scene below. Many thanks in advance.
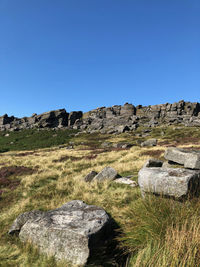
[138,163,200,198]
[9,200,112,266]
[164,147,200,169]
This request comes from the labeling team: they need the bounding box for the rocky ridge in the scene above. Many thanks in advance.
[1,100,200,133]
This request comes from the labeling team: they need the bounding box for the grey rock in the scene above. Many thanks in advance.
[66,145,74,150]
[141,138,157,147]
[93,167,119,182]
[68,111,83,126]
[101,142,112,148]
[1,100,200,133]
[115,125,130,133]
[112,143,132,149]
[120,103,136,116]
[114,177,138,187]
[84,171,98,182]
[138,164,200,198]
[9,200,111,266]
[164,147,200,169]
[9,210,45,235]
[36,109,68,128]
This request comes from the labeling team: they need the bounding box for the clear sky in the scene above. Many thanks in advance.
[0,0,200,117]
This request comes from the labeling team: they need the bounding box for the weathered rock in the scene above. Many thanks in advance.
[35,109,69,128]
[112,143,133,149]
[93,167,119,182]
[114,177,138,187]
[9,210,45,235]
[164,147,200,169]
[101,142,112,148]
[138,163,200,198]
[1,100,200,132]
[84,171,98,182]
[115,125,130,133]
[141,139,157,147]
[120,103,136,116]
[9,200,111,266]
[68,111,83,126]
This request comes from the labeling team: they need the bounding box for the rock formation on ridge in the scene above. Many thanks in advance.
[1,100,200,133]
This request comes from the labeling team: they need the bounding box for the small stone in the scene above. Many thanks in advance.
[93,167,119,182]
[141,139,157,147]
[114,177,138,187]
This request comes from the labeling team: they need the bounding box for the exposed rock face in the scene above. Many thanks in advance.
[164,148,200,169]
[35,109,68,128]
[9,200,112,266]
[1,100,200,133]
[68,111,83,126]
[138,162,200,198]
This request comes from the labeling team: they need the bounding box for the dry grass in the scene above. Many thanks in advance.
[0,127,199,266]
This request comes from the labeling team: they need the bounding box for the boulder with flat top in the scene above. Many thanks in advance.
[164,147,200,169]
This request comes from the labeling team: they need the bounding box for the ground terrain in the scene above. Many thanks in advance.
[0,126,200,266]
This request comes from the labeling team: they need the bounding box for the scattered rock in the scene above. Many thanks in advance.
[112,143,133,149]
[9,200,112,266]
[164,147,200,169]
[84,171,98,182]
[4,133,9,137]
[93,167,119,182]
[101,142,112,148]
[114,177,138,187]
[66,145,74,150]
[141,139,157,147]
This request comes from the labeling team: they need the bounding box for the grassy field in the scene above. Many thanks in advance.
[0,126,200,266]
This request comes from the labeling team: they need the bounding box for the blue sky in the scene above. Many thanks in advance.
[0,0,200,117]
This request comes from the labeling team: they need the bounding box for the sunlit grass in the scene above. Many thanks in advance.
[0,126,200,266]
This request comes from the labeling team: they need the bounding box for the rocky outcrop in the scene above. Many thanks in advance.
[9,200,112,266]
[1,100,200,133]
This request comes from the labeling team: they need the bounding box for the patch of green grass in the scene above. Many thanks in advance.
[0,129,77,151]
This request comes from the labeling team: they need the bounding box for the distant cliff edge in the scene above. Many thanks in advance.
[1,100,200,133]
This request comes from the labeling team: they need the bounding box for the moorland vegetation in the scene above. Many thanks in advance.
[0,126,200,266]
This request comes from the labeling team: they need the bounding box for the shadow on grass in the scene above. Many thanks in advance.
[87,218,129,267]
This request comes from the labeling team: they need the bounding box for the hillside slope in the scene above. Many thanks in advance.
[0,126,200,266]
